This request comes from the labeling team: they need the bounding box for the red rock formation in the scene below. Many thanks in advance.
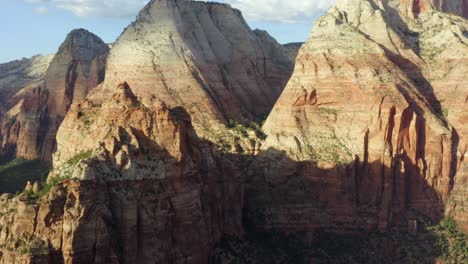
[0,83,242,263]
[405,0,468,18]
[0,54,53,105]
[88,0,294,145]
[255,0,468,233]
[0,29,109,161]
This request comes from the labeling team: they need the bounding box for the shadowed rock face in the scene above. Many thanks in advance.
[401,0,468,18]
[0,1,290,262]
[0,83,242,264]
[0,54,53,106]
[0,29,109,161]
[0,0,466,263]
[88,0,294,144]
[261,0,468,232]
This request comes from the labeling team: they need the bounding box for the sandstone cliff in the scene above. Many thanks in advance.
[0,0,293,261]
[257,0,468,234]
[0,0,466,263]
[87,0,294,147]
[0,82,242,263]
[401,0,468,18]
[0,54,53,105]
[0,29,109,161]
[283,42,304,62]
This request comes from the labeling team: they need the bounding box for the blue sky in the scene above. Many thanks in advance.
[0,0,334,63]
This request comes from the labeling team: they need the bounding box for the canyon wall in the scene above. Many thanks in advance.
[0,29,109,161]
[87,0,294,146]
[255,0,468,233]
[0,0,466,263]
[0,83,243,263]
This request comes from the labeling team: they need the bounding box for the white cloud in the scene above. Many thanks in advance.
[24,0,335,23]
[35,6,49,15]
[222,0,335,23]
[26,0,148,18]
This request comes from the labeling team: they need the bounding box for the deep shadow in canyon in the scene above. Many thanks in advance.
[60,106,457,264]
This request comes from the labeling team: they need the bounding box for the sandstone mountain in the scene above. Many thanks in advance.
[0,29,109,161]
[86,0,294,147]
[0,54,53,105]
[0,0,466,263]
[0,0,291,262]
[283,42,304,62]
[259,0,468,236]
[0,83,242,263]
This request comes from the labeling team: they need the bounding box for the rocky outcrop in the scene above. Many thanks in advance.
[255,0,468,233]
[401,0,468,18]
[0,29,109,161]
[0,82,242,263]
[0,1,292,262]
[0,54,53,105]
[88,0,294,145]
[283,42,304,62]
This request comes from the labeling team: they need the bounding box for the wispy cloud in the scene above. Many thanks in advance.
[25,0,148,18]
[24,0,335,23]
[223,0,335,23]
[35,6,49,15]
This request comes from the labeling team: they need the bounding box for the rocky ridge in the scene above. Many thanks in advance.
[86,0,294,150]
[0,29,109,161]
[0,0,466,263]
[258,0,468,234]
[0,54,53,105]
[0,82,242,263]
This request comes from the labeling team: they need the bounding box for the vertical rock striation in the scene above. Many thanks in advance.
[1,29,109,161]
[255,0,468,233]
[0,82,242,263]
[88,0,294,144]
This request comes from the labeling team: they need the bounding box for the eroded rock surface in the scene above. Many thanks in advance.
[0,83,242,263]
[88,0,294,145]
[257,0,468,233]
[0,54,53,105]
[0,29,109,161]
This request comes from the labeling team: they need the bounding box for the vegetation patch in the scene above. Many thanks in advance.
[431,217,468,263]
[228,119,266,140]
[25,174,73,201]
[311,218,467,263]
[65,150,93,167]
[0,158,50,195]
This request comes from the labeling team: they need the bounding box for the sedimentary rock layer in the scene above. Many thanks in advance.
[257,0,468,232]
[0,29,109,161]
[0,54,53,105]
[0,82,242,263]
[88,0,294,143]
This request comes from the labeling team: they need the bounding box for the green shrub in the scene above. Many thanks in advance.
[65,150,93,167]
[0,159,50,195]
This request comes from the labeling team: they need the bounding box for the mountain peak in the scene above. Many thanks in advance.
[56,28,109,60]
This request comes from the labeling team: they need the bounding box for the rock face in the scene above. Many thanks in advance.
[401,0,468,18]
[88,0,294,144]
[0,54,53,105]
[1,0,467,262]
[0,83,242,264]
[256,0,468,233]
[283,42,304,62]
[0,29,109,161]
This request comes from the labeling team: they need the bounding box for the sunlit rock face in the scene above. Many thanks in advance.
[0,29,109,161]
[88,0,294,145]
[0,82,243,264]
[0,54,53,104]
[257,0,468,233]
